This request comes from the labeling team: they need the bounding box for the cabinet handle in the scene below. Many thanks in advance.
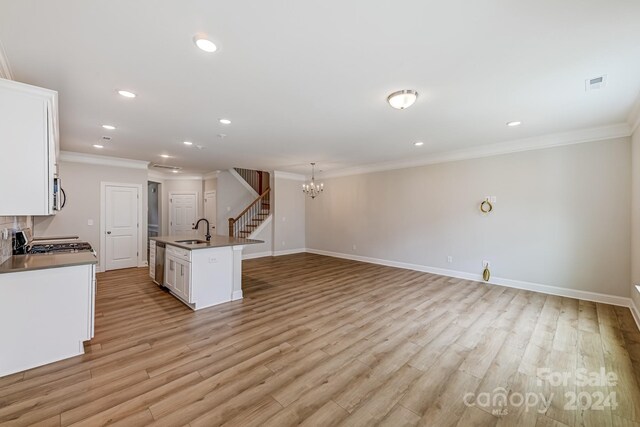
[170,260,174,271]
[181,264,184,276]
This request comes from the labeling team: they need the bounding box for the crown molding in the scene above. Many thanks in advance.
[323,122,632,179]
[148,170,204,181]
[0,38,13,80]
[274,170,306,181]
[60,151,149,170]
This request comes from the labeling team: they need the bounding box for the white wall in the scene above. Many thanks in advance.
[216,170,255,236]
[33,161,148,270]
[307,137,631,298]
[274,174,306,253]
[631,129,640,310]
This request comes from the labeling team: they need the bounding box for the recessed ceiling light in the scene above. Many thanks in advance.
[506,121,522,127]
[118,90,136,98]
[183,141,193,146]
[102,125,116,130]
[414,141,424,147]
[387,90,418,110]
[160,154,171,158]
[93,144,103,149]
[193,34,217,53]
[172,170,179,173]
[218,134,227,138]
[219,118,231,125]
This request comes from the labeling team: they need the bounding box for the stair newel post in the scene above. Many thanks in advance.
[228,218,234,237]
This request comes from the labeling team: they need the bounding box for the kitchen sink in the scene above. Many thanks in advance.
[175,239,208,244]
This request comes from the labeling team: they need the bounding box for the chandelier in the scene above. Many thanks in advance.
[302,163,323,199]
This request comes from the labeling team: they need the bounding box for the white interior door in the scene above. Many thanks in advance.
[105,185,139,271]
[204,191,217,236]
[170,193,197,235]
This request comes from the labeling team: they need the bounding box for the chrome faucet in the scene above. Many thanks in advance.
[193,218,211,241]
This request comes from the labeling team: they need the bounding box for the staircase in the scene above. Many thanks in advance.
[234,168,270,195]
[228,168,272,238]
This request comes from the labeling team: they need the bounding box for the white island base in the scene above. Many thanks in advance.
[152,236,258,311]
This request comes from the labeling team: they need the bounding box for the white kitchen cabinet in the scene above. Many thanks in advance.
[0,262,96,377]
[0,78,59,215]
[165,245,192,303]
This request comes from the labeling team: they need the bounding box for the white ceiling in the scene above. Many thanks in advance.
[1,0,639,175]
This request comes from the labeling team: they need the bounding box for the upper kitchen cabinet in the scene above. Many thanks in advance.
[0,78,60,215]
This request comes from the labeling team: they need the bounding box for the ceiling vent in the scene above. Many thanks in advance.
[585,75,607,91]
[152,164,182,171]
[101,136,112,141]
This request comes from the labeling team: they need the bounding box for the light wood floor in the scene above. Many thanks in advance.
[1,253,640,426]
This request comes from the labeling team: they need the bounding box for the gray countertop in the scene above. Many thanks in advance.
[0,252,98,274]
[151,235,263,250]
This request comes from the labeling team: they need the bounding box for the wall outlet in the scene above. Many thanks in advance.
[208,257,218,263]
[282,241,286,246]
[447,256,453,263]
[87,219,94,226]
[483,260,490,268]
[282,216,286,222]
[227,206,231,212]
[352,244,357,251]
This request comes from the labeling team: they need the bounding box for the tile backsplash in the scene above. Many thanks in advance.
[0,216,30,264]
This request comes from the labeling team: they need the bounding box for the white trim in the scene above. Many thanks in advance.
[273,248,307,256]
[232,290,244,300]
[229,168,259,197]
[322,123,632,178]
[243,251,273,260]
[274,171,306,181]
[100,182,144,272]
[0,39,14,80]
[168,191,199,235]
[151,173,204,181]
[305,248,633,308]
[61,151,149,170]
[248,214,272,239]
[630,296,640,332]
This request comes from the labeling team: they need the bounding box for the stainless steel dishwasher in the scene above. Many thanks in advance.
[154,242,166,286]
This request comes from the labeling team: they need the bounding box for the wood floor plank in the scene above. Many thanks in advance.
[0,254,637,426]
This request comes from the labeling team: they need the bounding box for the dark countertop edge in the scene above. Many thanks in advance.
[0,252,98,275]
[151,235,264,251]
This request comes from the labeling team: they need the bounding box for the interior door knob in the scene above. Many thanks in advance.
[107,231,111,234]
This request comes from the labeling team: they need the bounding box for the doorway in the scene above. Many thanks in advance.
[204,190,217,236]
[100,182,142,271]
[169,192,198,235]
[147,181,160,259]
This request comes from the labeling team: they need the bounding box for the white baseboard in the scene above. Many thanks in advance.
[243,251,273,260]
[232,290,243,301]
[305,248,634,308]
[631,297,640,331]
[273,248,307,256]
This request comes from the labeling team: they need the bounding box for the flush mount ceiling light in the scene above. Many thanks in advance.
[193,34,217,53]
[102,124,116,130]
[118,90,136,98]
[172,170,179,173]
[506,121,522,127]
[219,118,231,125]
[414,141,424,147]
[183,141,193,146]
[387,89,418,110]
[93,144,103,149]
[160,154,171,158]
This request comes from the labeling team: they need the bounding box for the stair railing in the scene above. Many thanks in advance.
[228,188,271,237]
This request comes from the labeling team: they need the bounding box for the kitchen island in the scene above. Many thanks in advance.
[150,235,262,310]
[0,252,97,377]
